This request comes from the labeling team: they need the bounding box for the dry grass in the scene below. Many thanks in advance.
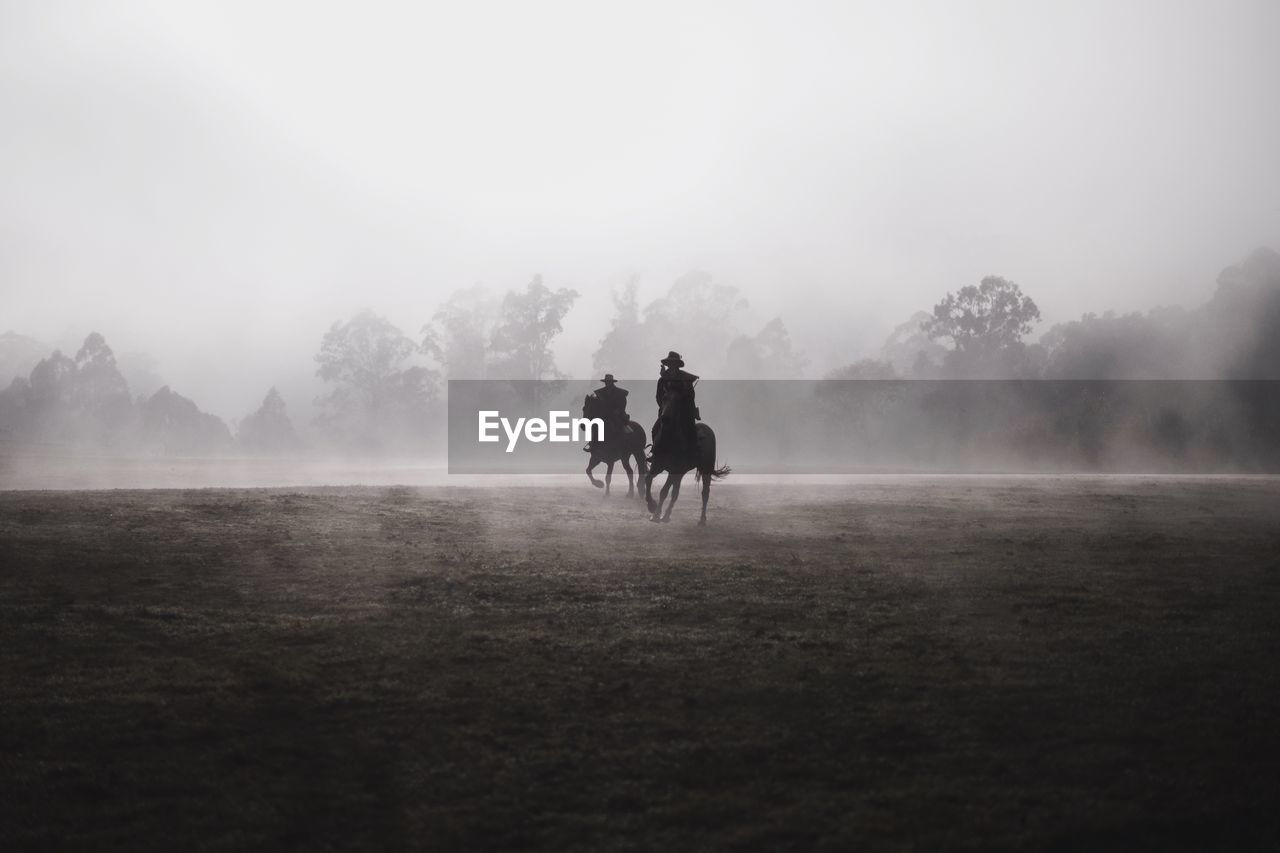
[2,477,1279,850]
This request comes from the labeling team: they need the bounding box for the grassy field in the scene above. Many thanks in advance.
[2,477,1279,851]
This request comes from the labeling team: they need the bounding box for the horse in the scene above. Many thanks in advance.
[644,389,730,525]
[582,393,649,498]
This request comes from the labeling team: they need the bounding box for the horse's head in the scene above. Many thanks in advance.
[582,392,600,420]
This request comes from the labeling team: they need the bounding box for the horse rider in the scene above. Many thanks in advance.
[584,373,629,452]
[652,351,699,457]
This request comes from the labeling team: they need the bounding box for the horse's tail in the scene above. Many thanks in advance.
[693,423,729,482]
[697,464,731,482]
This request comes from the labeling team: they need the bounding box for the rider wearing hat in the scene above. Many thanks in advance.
[584,373,629,452]
[652,351,699,456]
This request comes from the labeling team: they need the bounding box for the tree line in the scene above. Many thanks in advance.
[1,247,1276,455]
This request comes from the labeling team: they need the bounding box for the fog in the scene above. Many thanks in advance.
[3,0,1279,423]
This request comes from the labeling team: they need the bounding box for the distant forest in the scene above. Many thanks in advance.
[1,247,1277,457]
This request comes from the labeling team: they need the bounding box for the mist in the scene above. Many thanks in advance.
[3,1,1279,421]
[7,7,1280,838]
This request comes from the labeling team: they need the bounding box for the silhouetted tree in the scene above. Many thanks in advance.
[0,352,76,443]
[1040,309,1192,379]
[0,331,49,385]
[422,285,498,379]
[488,276,579,381]
[74,333,127,394]
[880,311,946,377]
[116,351,166,399]
[75,333,137,444]
[26,350,76,420]
[1201,246,1280,378]
[592,279,648,378]
[724,318,807,378]
[643,270,749,371]
[924,276,1041,377]
[1036,248,1280,380]
[590,271,751,377]
[0,333,138,447]
[825,358,898,380]
[924,276,1040,355]
[140,386,233,454]
[315,310,439,450]
[238,387,301,453]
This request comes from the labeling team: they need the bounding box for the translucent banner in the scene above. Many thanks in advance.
[447,379,1280,474]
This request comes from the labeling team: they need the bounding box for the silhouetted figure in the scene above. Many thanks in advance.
[582,385,647,498]
[584,373,628,453]
[643,351,728,524]
[652,351,699,460]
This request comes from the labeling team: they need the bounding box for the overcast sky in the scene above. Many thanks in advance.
[3,0,1279,417]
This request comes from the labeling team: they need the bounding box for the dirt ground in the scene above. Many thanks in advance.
[2,477,1279,851]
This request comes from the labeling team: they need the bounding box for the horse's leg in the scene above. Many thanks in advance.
[604,459,614,497]
[663,471,683,522]
[652,472,674,522]
[632,441,648,501]
[586,456,604,489]
[620,455,634,497]
[699,469,711,526]
[645,460,664,512]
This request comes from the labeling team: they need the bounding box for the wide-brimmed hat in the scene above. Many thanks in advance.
[660,351,684,367]
[601,374,617,384]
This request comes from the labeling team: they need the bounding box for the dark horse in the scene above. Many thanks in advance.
[645,389,730,524]
[582,393,648,498]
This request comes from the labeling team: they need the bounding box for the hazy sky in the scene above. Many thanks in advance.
[3,0,1279,417]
